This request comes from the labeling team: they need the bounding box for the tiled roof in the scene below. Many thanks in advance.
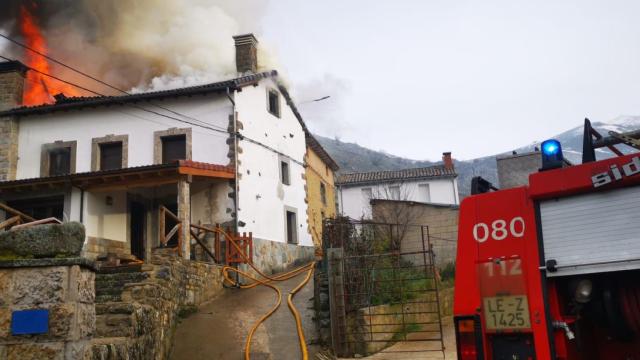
[0,71,277,117]
[336,165,456,186]
[0,161,234,190]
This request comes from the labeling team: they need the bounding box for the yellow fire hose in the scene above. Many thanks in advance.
[218,227,316,360]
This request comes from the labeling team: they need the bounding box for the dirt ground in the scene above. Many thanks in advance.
[170,271,320,360]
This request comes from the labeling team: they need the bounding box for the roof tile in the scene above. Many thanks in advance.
[336,165,456,185]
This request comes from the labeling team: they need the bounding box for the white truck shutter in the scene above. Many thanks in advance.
[540,185,640,277]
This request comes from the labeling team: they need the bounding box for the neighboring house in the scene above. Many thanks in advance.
[0,34,323,273]
[304,134,339,249]
[336,152,459,219]
[371,199,459,266]
[497,150,572,189]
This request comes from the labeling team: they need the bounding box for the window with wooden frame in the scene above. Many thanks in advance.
[161,135,187,164]
[280,158,291,185]
[153,128,192,165]
[92,135,128,171]
[320,182,327,206]
[267,88,280,117]
[286,209,298,244]
[41,141,76,177]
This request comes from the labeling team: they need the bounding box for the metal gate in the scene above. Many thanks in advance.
[324,219,445,358]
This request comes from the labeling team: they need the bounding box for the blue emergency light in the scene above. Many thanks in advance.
[540,139,564,170]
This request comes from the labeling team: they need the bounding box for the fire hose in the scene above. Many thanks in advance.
[217,228,315,360]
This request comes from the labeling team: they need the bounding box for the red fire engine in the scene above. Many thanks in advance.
[454,120,640,359]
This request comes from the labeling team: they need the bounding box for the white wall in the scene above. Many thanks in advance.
[84,190,128,242]
[338,177,459,220]
[234,80,312,246]
[16,95,232,179]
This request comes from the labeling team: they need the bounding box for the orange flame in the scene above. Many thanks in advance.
[20,5,81,106]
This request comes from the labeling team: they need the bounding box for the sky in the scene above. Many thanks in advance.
[255,0,640,161]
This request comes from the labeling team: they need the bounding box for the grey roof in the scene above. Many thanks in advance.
[0,71,277,117]
[336,165,456,186]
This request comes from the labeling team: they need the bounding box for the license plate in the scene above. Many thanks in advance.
[483,295,531,330]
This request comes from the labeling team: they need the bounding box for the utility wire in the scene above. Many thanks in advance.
[0,51,306,167]
[0,33,313,167]
[0,32,227,132]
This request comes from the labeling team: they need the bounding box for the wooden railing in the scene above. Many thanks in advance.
[158,205,183,256]
[0,203,61,231]
[157,205,253,265]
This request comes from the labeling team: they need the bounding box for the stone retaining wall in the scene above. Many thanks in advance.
[0,259,96,360]
[91,250,225,360]
[250,237,315,275]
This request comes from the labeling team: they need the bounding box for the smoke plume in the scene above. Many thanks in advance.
[0,0,271,94]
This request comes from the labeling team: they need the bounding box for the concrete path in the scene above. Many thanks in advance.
[170,271,320,360]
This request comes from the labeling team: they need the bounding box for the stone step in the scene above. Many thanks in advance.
[96,294,122,303]
[95,271,149,283]
[96,302,135,316]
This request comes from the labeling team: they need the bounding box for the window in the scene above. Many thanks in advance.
[92,135,128,171]
[389,185,401,200]
[418,183,431,203]
[267,89,280,117]
[41,141,76,177]
[280,160,290,185]
[49,147,71,176]
[7,195,64,221]
[99,142,123,171]
[320,183,327,206]
[161,135,187,164]
[286,210,298,244]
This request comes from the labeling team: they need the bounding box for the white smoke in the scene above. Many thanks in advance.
[39,0,271,93]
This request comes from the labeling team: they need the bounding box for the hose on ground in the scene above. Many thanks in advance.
[217,227,315,360]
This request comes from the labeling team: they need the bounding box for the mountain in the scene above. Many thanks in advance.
[316,116,640,197]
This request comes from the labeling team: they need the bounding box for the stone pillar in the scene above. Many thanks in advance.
[178,178,191,260]
[0,61,27,182]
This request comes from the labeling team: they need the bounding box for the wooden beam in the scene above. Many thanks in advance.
[177,166,234,179]
[0,203,36,222]
[85,176,180,192]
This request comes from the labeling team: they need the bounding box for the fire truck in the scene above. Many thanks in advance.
[454,120,640,359]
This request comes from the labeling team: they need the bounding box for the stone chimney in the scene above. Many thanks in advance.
[233,34,258,74]
[442,152,454,170]
[0,60,28,111]
[0,60,27,181]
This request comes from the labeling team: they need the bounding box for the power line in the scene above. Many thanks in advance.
[0,51,306,167]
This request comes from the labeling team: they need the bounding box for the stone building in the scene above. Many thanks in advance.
[371,199,459,266]
[304,135,339,249]
[336,153,459,220]
[0,34,330,273]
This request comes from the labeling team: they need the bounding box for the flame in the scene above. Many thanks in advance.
[20,5,81,106]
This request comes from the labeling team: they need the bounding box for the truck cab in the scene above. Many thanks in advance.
[454,123,640,359]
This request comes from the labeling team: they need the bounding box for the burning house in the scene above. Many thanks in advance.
[0,32,325,273]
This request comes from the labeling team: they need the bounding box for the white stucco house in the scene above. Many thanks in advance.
[336,153,459,219]
[0,34,316,272]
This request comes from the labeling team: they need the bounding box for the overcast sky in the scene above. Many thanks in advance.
[257,0,640,161]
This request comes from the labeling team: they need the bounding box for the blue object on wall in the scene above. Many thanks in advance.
[11,309,49,335]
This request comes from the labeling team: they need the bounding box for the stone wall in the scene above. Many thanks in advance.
[91,250,225,360]
[371,200,459,267]
[346,298,439,356]
[0,261,95,360]
[82,237,128,260]
[249,237,315,275]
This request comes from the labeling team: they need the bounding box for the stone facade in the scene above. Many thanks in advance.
[0,117,19,181]
[0,260,96,360]
[90,250,224,360]
[249,237,315,275]
[371,200,459,267]
[82,237,127,261]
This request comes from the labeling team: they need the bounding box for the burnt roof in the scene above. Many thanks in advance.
[336,165,456,186]
[0,71,277,117]
[0,68,339,172]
